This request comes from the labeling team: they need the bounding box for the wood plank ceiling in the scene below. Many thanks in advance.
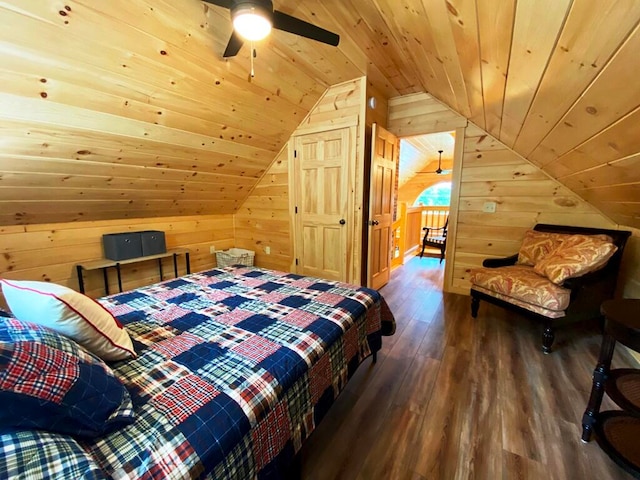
[1,1,639,228]
[399,132,455,188]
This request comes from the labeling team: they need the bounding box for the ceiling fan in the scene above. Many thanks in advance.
[203,0,340,58]
[434,150,452,175]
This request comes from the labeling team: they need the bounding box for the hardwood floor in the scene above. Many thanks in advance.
[299,256,636,480]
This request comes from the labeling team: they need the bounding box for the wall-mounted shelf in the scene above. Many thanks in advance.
[76,248,190,295]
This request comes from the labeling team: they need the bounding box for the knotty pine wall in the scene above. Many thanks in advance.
[387,93,630,296]
[0,215,233,303]
[0,77,370,308]
[235,78,367,278]
[234,146,291,272]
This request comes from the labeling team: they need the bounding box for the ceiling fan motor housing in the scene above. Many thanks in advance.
[231,0,274,22]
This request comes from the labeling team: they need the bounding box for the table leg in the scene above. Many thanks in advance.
[581,333,616,442]
[116,263,123,293]
[158,258,164,281]
[102,268,110,296]
[76,265,85,294]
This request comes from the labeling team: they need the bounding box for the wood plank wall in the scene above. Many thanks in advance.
[387,93,623,295]
[0,214,233,304]
[0,78,369,312]
[234,147,291,272]
[234,78,366,277]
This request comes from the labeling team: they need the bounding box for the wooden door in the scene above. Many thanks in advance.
[367,124,398,290]
[293,128,350,282]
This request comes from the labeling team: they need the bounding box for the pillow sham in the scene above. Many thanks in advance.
[0,429,106,479]
[0,317,135,439]
[533,234,618,285]
[0,279,135,361]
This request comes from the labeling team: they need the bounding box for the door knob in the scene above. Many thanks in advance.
[339,219,346,225]
[370,220,379,226]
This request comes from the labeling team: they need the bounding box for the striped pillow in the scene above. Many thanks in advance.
[0,279,135,361]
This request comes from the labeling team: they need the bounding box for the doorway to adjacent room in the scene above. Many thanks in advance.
[391,130,454,270]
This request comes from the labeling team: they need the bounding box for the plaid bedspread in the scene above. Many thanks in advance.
[69,266,394,479]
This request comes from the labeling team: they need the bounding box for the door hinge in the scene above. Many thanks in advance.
[295,258,299,266]
[295,206,298,214]
[294,149,297,158]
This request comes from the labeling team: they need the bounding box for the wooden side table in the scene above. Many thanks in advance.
[76,248,191,296]
[581,299,640,479]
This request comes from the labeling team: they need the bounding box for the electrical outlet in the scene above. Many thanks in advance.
[209,245,216,254]
[482,201,497,213]
[265,246,271,255]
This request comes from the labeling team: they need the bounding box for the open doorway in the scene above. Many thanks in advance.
[391,131,454,269]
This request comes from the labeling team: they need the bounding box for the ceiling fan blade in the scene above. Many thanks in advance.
[202,0,233,8]
[223,30,245,57]
[273,10,340,46]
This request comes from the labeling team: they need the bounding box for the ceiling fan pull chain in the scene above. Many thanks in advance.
[250,41,255,78]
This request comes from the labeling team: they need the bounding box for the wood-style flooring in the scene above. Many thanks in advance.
[299,256,636,480]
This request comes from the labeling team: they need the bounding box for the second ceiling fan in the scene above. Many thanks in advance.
[203,0,340,58]
[433,150,452,175]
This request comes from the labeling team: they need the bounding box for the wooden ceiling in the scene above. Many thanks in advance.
[1,1,639,228]
[399,132,455,187]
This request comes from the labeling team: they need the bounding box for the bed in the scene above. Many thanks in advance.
[0,265,395,479]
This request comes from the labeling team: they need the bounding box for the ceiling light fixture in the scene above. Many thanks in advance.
[232,5,272,41]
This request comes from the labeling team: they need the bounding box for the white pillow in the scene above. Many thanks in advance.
[0,279,135,361]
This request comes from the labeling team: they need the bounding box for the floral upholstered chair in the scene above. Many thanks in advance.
[470,224,631,353]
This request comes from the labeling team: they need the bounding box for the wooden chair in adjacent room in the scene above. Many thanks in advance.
[419,217,448,263]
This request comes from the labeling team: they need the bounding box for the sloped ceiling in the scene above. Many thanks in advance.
[292,0,640,228]
[0,0,365,225]
[399,133,455,187]
[1,1,639,228]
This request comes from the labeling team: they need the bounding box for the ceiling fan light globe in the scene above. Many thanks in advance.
[233,11,272,41]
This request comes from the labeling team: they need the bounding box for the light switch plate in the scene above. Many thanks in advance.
[482,201,497,213]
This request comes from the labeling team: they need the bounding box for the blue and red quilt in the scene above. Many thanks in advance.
[73,266,394,479]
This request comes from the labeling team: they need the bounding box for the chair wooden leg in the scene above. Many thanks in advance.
[471,296,480,318]
[542,324,554,354]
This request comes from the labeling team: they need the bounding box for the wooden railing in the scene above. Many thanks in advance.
[422,206,449,232]
[391,204,449,268]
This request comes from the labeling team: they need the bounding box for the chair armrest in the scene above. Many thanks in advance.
[562,267,611,292]
[422,226,446,232]
[482,254,518,268]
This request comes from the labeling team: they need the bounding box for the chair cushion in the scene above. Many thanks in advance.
[533,234,618,285]
[470,265,571,314]
[0,317,135,438]
[0,279,135,361]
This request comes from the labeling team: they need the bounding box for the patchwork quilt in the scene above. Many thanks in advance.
[3,266,393,479]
